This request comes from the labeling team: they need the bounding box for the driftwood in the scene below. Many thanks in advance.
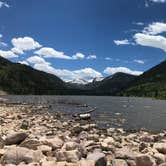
[73,107,96,120]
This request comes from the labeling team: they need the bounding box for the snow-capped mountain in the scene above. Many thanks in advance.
[69,78,89,85]
[93,77,104,82]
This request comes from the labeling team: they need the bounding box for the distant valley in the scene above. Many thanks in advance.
[0,56,166,99]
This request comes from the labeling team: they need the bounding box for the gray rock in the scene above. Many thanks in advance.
[2,147,43,165]
[87,152,107,166]
[135,154,156,166]
[5,132,28,145]
[20,139,41,150]
[153,153,166,165]
[112,159,128,166]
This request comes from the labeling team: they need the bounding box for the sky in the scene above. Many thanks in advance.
[0,0,166,82]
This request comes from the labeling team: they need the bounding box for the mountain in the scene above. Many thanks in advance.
[119,60,166,99]
[0,56,66,94]
[91,72,137,95]
[68,78,89,85]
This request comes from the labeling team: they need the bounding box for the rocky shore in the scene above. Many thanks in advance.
[0,102,166,166]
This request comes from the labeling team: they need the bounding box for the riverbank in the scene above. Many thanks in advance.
[0,102,166,166]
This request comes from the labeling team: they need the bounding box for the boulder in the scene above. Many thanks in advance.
[159,163,166,166]
[153,143,166,154]
[37,145,52,155]
[5,132,28,145]
[64,150,81,163]
[103,137,115,145]
[80,159,95,166]
[2,147,43,165]
[135,154,156,166]
[20,139,41,150]
[112,159,128,166]
[87,152,107,166]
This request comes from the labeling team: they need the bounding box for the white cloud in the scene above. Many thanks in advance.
[134,33,166,52]
[104,67,143,76]
[150,0,166,3]
[134,59,145,64]
[114,39,130,45]
[143,22,166,35]
[0,1,10,8]
[34,62,102,82]
[72,52,85,59]
[27,56,50,65]
[35,47,72,60]
[0,34,2,38]
[0,50,18,58]
[133,22,144,26]
[11,47,24,54]
[11,37,42,54]
[0,42,7,47]
[86,55,97,59]
[35,47,86,60]
[105,57,112,61]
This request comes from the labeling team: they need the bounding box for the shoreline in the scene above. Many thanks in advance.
[0,102,166,166]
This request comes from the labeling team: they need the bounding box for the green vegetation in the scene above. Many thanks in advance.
[0,56,66,94]
[119,60,166,99]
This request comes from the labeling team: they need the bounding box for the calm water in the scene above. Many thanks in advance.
[3,95,166,131]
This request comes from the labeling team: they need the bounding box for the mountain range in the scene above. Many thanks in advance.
[0,56,165,99]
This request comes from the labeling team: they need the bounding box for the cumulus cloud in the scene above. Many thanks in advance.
[34,62,102,82]
[35,47,86,60]
[134,33,166,52]
[86,55,97,59]
[35,47,73,60]
[134,59,145,64]
[72,52,85,59]
[27,56,50,65]
[0,50,18,58]
[143,22,166,35]
[104,67,143,76]
[11,37,42,54]
[114,39,130,45]
[0,1,10,8]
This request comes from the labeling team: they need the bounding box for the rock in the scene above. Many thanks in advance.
[159,163,166,166]
[112,159,128,166]
[153,153,166,165]
[55,150,67,162]
[126,159,136,166]
[41,160,56,166]
[139,142,148,152]
[139,135,154,143]
[0,136,5,149]
[5,132,28,145]
[20,120,29,130]
[87,152,107,166]
[40,136,63,150]
[64,150,81,163]
[2,147,43,165]
[0,149,6,158]
[135,154,156,166]
[80,159,95,166]
[115,147,137,160]
[153,143,166,154]
[103,137,115,145]
[20,139,41,150]
[37,145,52,155]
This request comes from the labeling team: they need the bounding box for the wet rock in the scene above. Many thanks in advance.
[112,159,128,166]
[135,154,156,166]
[5,132,28,145]
[87,152,107,166]
[20,139,41,150]
[153,143,166,154]
[2,147,43,165]
[0,136,5,149]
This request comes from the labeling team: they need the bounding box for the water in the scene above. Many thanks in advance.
[3,95,166,131]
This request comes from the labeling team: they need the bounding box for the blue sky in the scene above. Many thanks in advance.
[0,0,166,81]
